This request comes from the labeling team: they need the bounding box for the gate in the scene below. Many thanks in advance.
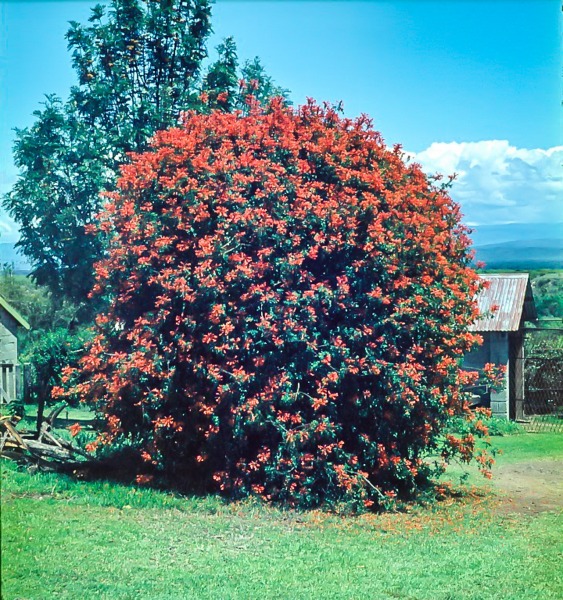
[519,328,563,432]
[0,363,19,404]
[0,363,30,406]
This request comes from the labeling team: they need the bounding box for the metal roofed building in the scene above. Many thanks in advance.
[465,274,537,420]
[0,294,30,404]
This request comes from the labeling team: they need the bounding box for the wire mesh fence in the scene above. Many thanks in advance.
[520,356,563,433]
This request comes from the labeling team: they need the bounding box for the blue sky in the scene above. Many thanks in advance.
[1,0,561,242]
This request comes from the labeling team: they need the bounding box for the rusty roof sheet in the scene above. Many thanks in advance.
[470,274,536,332]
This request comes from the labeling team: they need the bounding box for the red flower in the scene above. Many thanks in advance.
[59,99,487,511]
[68,423,82,437]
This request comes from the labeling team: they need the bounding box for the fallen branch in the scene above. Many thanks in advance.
[0,414,88,466]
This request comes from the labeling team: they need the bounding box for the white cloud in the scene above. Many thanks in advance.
[0,212,19,244]
[413,141,563,226]
[1,141,562,244]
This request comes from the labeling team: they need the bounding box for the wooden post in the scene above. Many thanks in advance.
[512,333,525,421]
[23,363,32,404]
[15,364,22,401]
[0,365,6,404]
[0,364,15,404]
[10,364,15,402]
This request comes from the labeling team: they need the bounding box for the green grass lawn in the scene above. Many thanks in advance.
[2,434,562,600]
[21,404,96,424]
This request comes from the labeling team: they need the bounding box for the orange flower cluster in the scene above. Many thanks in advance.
[56,99,487,509]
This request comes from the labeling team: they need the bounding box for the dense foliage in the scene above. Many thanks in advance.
[26,328,92,409]
[3,0,287,308]
[0,267,78,342]
[0,267,88,416]
[530,271,563,319]
[58,100,489,509]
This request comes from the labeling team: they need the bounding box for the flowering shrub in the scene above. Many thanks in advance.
[57,99,489,509]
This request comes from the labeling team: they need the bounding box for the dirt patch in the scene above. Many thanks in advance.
[490,459,562,515]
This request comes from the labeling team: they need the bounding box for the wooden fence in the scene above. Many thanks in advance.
[0,363,28,405]
[519,356,563,433]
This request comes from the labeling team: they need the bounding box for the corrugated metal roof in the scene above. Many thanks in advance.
[471,274,536,332]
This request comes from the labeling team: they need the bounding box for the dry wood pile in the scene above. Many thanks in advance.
[0,404,88,467]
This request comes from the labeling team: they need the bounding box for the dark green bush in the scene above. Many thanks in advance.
[23,328,92,408]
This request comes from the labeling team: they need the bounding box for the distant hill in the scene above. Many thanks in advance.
[1,223,563,275]
[474,238,563,270]
[470,222,563,247]
[0,243,31,274]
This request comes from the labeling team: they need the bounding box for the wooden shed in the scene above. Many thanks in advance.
[464,274,537,420]
[0,294,30,404]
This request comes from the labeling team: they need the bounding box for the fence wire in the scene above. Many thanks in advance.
[520,356,563,433]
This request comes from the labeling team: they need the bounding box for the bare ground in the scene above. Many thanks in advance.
[489,459,562,515]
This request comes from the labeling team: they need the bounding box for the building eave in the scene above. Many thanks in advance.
[0,295,31,330]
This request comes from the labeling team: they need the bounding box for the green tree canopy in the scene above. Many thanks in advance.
[4,0,288,310]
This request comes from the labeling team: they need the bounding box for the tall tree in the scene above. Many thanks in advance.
[4,0,287,309]
[202,37,239,112]
[7,96,108,303]
[235,56,291,112]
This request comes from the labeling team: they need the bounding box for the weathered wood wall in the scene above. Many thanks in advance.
[0,308,20,403]
[0,311,18,364]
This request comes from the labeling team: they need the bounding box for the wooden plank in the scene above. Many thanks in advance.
[0,430,9,454]
[9,365,15,402]
[40,427,65,449]
[24,439,72,461]
[0,384,10,404]
[15,364,22,402]
[0,364,15,403]
[3,421,27,448]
